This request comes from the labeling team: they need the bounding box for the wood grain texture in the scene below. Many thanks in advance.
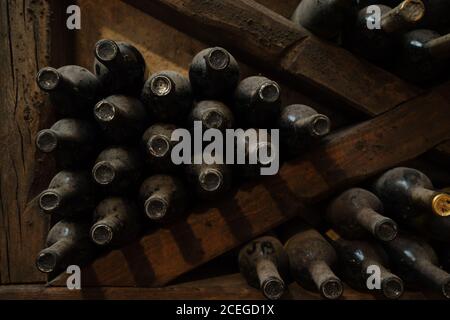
[50,82,450,287]
[125,0,420,116]
[0,274,427,300]
[0,0,72,284]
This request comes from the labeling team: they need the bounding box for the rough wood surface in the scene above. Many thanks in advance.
[125,0,420,116]
[50,82,450,287]
[0,0,72,284]
[0,274,427,300]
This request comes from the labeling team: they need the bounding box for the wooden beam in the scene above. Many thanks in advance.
[125,0,420,117]
[50,82,450,287]
[0,274,427,300]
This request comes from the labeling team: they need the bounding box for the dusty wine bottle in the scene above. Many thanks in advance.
[233,76,281,128]
[36,65,101,117]
[39,171,95,217]
[279,104,330,155]
[90,197,141,247]
[325,229,404,299]
[327,188,398,241]
[189,47,240,100]
[348,0,425,62]
[94,39,146,96]
[235,130,277,178]
[139,175,187,222]
[384,233,450,298]
[141,124,178,173]
[185,162,232,199]
[36,220,95,274]
[188,100,235,132]
[94,95,148,143]
[284,229,343,300]
[396,30,450,83]
[373,167,450,219]
[92,147,143,193]
[238,236,289,300]
[291,0,354,40]
[36,118,100,168]
[141,71,193,124]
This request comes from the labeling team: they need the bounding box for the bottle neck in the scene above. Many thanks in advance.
[355,207,397,241]
[425,34,450,60]
[308,260,343,300]
[36,239,74,273]
[256,258,285,300]
[381,0,424,33]
[414,259,450,298]
[410,186,439,214]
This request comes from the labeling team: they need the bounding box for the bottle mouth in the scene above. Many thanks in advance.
[399,0,425,23]
[382,277,404,300]
[90,224,114,246]
[442,280,450,299]
[92,161,116,185]
[432,193,450,217]
[320,278,343,300]
[36,130,58,153]
[144,197,169,220]
[374,219,398,241]
[150,75,172,96]
[206,47,230,70]
[261,277,285,300]
[39,191,61,212]
[95,39,119,63]
[36,67,60,91]
[202,110,224,129]
[36,251,57,273]
[199,168,223,192]
[147,135,170,158]
[258,82,280,103]
[310,115,331,137]
[94,100,116,122]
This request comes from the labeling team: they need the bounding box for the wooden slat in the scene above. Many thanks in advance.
[125,0,420,116]
[0,274,427,300]
[0,0,72,284]
[50,82,450,287]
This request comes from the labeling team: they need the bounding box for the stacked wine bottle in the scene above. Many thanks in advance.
[239,167,450,300]
[291,0,450,85]
[35,41,332,276]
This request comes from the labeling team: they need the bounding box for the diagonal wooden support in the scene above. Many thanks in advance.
[51,82,450,287]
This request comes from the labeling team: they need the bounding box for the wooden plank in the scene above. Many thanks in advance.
[0,274,427,300]
[51,82,450,287]
[0,0,72,284]
[125,0,420,117]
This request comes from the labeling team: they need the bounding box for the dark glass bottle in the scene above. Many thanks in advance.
[141,124,178,173]
[38,171,95,217]
[384,233,450,298]
[291,0,354,40]
[93,39,146,96]
[139,175,188,222]
[185,163,232,199]
[284,229,343,300]
[36,220,95,274]
[189,47,240,100]
[92,147,143,193]
[235,130,277,178]
[373,167,450,219]
[327,188,398,241]
[239,236,289,300]
[36,118,99,168]
[90,197,141,247]
[348,0,425,62]
[94,95,148,143]
[404,212,450,243]
[279,104,330,155]
[188,100,235,132]
[326,230,404,299]
[36,65,101,117]
[141,70,193,124]
[396,30,450,84]
[233,76,281,128]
